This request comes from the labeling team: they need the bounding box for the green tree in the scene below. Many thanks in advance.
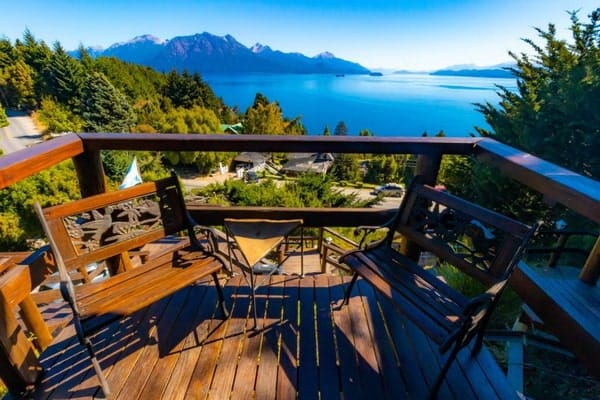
[36,97,84,133]
[0,103,8,128]
[2,60,36,109]
[159,106,231,174]
[334,121,348,136]
[476,9,600,180]
[244,100,287,134]
[323,125,330,136]
[162,70,222,115]
[442,9,600,226]
[81,71,136,132]
[43,42,84,109]
[15,29,52,99]
[0,161,80,250]
[330,153,361,182]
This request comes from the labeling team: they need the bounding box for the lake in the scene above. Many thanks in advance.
[203,73,516,137]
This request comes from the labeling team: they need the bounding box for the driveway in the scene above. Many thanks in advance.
[0,110,42,154]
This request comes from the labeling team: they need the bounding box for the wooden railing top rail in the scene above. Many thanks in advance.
[0,133,598,224]
[77,132,480,154]
[475,139,600,224]
[0,134,83,189]
[187,205,396,228]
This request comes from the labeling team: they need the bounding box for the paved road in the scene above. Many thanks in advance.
[0,111,42,154]
[337,186,402,209]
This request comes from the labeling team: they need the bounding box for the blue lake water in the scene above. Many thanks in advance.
[203,73,516,137]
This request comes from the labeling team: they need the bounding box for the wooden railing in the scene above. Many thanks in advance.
[1,132,599,394]
[318,227,358,273]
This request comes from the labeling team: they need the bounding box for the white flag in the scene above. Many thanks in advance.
[119,157,143,189]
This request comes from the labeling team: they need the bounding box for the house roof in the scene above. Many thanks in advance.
[281,153,334,174]
[220,123,243,135]
[233,152,269,164]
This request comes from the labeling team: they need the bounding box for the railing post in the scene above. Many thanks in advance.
[317,227,324,257]
[580,236,600,285]
[548,233,568,267]
[0,265,45,395]
[321,246,329,273]
[402,152,443,260]
[415,151,442,186]
[73,149,106,197]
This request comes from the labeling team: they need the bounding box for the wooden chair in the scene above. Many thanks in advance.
[223,218,303,328]
[341,178,537,399]
[34,172,229,398]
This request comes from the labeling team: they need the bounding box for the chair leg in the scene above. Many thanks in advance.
[343,273,359,305]
[82,336,111,398]
[472,328,486,355]
[212,272,229,318]
[427,344,461,400]
[250,270,258,329]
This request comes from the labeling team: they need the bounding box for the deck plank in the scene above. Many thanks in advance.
[355,278,408,399]
[329,274,366,400]
[161,279,223,400]
[274,275,300,400]
[254,275,286,400]
[145,283,222,399]
[297,275,319,399]
[314,274,341,400]
[227,275,258,400]
[373,289,434,400]
[349,280,386,399]
[114,287,192,399]
[205,277,248,400]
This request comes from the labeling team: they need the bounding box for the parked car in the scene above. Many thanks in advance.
[244,170,259,183]
[371,183,404,197]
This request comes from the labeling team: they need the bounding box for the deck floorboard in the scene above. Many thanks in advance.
[28,254,516,400]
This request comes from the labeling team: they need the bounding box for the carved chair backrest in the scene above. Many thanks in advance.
[36,174,188,279]
[389,181,534,286]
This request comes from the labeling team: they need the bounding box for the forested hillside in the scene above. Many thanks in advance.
[0,30,308,250]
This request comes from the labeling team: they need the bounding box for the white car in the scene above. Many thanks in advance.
[371,183,404,197]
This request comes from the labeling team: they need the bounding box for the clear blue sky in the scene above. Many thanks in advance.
[1,0,597,70]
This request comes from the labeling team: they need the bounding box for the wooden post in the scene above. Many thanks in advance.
[580,236,600,285]
[73,149,106,198]
[548,233,568,267]
[321,246,329,273]
[415,151,442,186]
[0,266,52,350]
[0,266,44,395]
[402,152,443,260]
[317,227,324,257]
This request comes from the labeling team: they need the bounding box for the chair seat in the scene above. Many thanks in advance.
[343,246,469,345]
[77,247,223,335]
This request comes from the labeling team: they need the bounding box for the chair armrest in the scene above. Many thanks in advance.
[355,217,395,249]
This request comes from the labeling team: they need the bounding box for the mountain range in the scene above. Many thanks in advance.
[76,33,371,75]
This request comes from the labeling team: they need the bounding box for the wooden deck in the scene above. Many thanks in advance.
[512,263,600,378]
[25,253,516,400]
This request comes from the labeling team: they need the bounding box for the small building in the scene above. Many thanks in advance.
[232,152,270,172]
[220,123,243,135]
[281,153,334,175]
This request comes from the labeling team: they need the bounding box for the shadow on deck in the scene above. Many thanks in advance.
[29,269,516,399]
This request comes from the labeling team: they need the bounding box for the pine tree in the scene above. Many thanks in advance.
[44,42,84,109]
[476,9,600,180]
[0,103,8,128]
[334,121,348,136]
[81,72,135,132]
